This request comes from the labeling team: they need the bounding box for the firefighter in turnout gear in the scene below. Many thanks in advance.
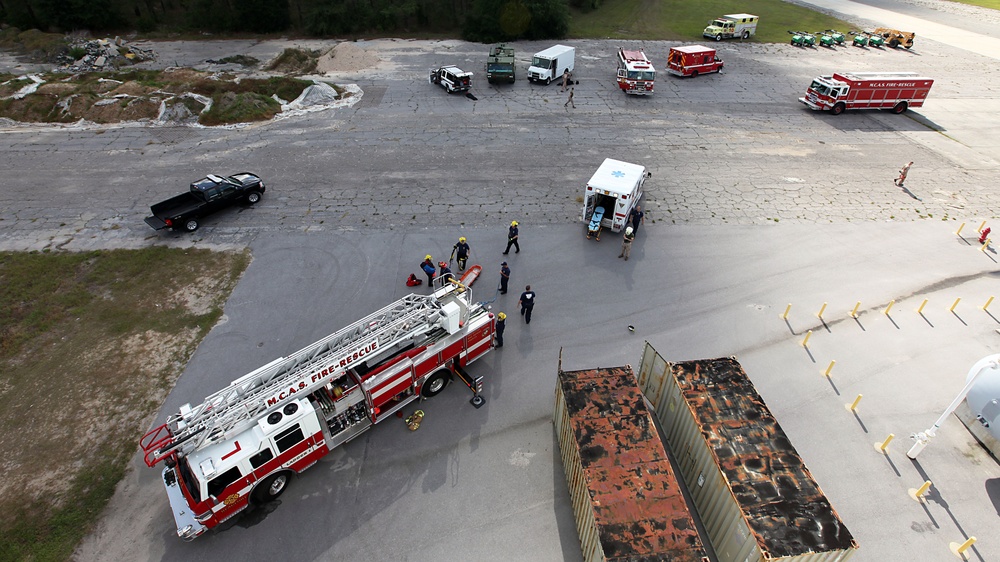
[452,237,471,271]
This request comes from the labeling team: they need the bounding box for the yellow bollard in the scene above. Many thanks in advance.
[984,296,994,311]
[917,298,928,314]
[782,303,791,320]
[874,433,895,453]
[823,360,836,377]
[847,394,862,412]
[977,220,986,233]
[950,536,977,559]
[981,238,991,252]
[913,480,931,500]
[950,298,961,312]
[850,301,860,318]
[817,302,827,319]
[801,330,812,347]
[883,300,895,315]
[955,222,965,236]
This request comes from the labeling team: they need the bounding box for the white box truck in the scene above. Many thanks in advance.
[582,158,649,237]
[528,45,575,85]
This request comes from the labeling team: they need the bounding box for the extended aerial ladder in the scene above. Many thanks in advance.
[142,288,472,467]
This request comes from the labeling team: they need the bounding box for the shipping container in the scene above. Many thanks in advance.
[637,343,859,562]
[554,362,709,562]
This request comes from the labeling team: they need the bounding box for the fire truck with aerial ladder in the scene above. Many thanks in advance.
[799,71,933,115]
[616,47,655,95]
[140,281,495,540]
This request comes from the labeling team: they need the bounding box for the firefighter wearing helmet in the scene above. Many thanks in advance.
[452,236,471,271]
[438,261,454,285]
[619,226,636,261]
[504,221,520,255]
[495,312,507,347]
[421,255,436,286]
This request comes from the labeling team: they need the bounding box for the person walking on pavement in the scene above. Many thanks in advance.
[618,226,636,261]
[628,205,644,234]
[499,261,511,294]
[495,312,506,348]
[564,87,575,108]
[438,261,454,285]
[503,221,520,254]
[894,161,913,187]
[420,255,436,287]
[561,69,571,92]
[452,237,471,271]
[519,285,536,324]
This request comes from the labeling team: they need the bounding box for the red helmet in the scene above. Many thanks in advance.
[439,261,447,268]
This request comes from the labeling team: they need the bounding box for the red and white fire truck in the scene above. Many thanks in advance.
[666,45,724,78]
[140,282,495,540]
[799,71,933,115]
[616,47,655,95]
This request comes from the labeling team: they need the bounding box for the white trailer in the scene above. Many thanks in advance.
[581,158,649,236]
[528,45,575,85]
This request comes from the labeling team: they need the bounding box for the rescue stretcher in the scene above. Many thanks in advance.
[586,206,605,240]
[460,264,482,286]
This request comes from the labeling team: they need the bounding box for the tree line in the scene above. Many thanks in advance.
[0,0,599,42]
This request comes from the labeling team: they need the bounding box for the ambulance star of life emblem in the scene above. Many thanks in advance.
[612,170,625,178]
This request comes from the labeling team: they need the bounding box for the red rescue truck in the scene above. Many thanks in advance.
[799,71,933,115]
[141,283,494,540]
[616,47,655,95]
[666,45,724,77]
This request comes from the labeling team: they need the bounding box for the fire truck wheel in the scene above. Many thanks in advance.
[184,219,199,232]
[253,472,291,504]
[830,103,846,116]
[422,370,451,397]
[691,71,699,78]
[892,101,908,114]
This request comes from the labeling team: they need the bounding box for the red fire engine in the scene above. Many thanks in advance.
[616,47,655,95]
[666,45,724,78]
[140,282,495,540]
[799,71,933,115]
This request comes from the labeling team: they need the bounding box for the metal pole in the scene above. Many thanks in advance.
[907,354,1000,459]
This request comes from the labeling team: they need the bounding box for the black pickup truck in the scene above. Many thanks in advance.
[144,172,265,232]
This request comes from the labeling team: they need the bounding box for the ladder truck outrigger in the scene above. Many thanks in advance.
[141,281,495,540]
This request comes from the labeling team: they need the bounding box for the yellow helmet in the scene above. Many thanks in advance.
[497,312,507,320]
[425,254,432,260]
[459,237,466,242]
[511,221,518,226]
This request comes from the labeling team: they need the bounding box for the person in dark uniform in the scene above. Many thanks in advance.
[453,237,471,271]
[420,255,436,286]
[628,205,645,234]
[495,312,506,347]
[438,261,454,285]
[503,221,520,254]
[499,261,510,294]
[518,285,536,324]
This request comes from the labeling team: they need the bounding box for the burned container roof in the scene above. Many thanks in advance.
[671,357,857,557]
[555,365,708,562]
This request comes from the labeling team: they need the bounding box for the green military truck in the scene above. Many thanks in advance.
[485,43,515,84]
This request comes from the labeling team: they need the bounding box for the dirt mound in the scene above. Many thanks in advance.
[111,81,156,97]
[81,97,160,123]
[316,42,380,73]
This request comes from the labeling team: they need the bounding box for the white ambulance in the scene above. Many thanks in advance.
[581,158,649,235]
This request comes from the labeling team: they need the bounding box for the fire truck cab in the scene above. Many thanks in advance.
[799,71,933,115]
[616,48,655,95]
[143,283,495,540]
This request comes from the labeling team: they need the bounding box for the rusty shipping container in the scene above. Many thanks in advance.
[554,362,709,562]
[637,343,859,562]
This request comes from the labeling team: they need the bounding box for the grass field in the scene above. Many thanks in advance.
[0,248,249,561]
[569,0,860,41]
